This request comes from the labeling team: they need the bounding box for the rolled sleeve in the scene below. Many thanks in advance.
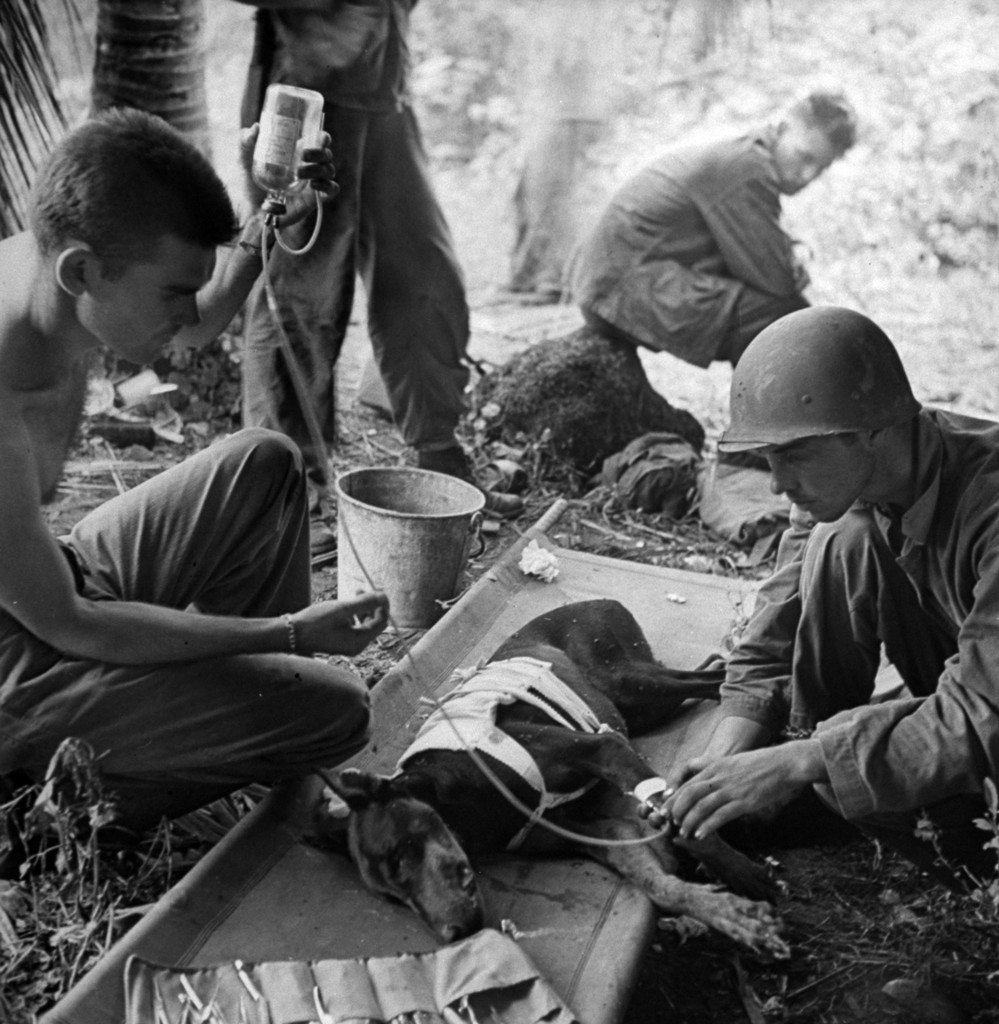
[815,680,999,819]
[721,512,813,731]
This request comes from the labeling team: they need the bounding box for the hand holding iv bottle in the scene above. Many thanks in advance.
[251,84,328,255]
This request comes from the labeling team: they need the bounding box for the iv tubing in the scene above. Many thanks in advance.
[273,197,323,256]
[256,200,674,849]
[260,221,330,492]
[330,512,676,851]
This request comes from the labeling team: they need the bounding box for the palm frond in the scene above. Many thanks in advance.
[0,0,84,236]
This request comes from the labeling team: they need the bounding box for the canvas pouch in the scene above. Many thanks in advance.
[123,929,577,1024]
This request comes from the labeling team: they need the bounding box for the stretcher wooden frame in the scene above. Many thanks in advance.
[44,500,755,1024]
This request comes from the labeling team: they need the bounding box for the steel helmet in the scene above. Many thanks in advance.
[720,306,921,452]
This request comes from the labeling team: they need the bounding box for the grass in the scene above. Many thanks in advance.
[0,736,265,1022]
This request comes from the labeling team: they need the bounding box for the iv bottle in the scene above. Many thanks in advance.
[251,84,325,199]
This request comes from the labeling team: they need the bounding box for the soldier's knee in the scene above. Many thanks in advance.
[313,672,372,757]
[237,428,304,474]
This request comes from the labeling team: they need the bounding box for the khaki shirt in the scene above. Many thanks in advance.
[722,409,999,817]
[570,127,800,365]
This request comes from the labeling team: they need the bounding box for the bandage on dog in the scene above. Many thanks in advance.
[633,777,671,803]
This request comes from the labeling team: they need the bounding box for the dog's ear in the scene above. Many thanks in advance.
[395,772,438,806]
[306,805,350,854]
[325,768,395,809]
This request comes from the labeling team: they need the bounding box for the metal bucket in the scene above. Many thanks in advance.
[335,467,485,629]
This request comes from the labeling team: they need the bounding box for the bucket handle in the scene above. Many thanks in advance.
[468,510,486,558]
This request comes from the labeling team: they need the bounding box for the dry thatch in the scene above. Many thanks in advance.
[473,327,705,477]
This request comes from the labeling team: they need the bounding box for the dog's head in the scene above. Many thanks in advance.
[322,768,484,943]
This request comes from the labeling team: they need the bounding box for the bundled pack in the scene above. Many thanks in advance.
[600,432,702,517]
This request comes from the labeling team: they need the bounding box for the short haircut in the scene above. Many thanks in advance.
[787,89,858,157]
[29,107,238,262]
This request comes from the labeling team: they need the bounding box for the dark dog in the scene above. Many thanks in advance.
[320,599,788,957]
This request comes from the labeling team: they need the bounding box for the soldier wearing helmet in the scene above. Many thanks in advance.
[661,306,999,885]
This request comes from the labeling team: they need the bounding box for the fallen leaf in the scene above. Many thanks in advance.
[882,977,968,1024]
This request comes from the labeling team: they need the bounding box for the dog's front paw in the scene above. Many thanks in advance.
[702,890,791,960]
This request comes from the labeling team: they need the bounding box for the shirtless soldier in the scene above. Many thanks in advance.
[0,108,387,871]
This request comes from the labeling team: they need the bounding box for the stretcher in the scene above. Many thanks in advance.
[43,500,755,1024]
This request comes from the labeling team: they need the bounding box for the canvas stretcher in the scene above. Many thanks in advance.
[43,500,755,1024]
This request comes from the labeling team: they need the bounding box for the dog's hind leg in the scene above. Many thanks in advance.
[604,661,726,733]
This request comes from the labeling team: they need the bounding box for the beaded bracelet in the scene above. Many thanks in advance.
[283,613,298,654]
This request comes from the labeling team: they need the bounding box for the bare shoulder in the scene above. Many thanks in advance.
[0,232,91,502]
[0,279,93,637]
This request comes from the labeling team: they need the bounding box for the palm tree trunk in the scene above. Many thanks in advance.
[91,0,211,155]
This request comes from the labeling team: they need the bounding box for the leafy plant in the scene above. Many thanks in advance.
[0,0,83,236]
[0,739,260,1022]
[914,779,999,922]
[970,777,999,916]
[0,738,154,1016]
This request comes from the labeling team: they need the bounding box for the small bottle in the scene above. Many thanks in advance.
[251,84,325,200]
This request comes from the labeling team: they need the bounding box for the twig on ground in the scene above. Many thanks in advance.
[578,517,636,543]
[786,961,856,1000]
[619,513,685,539]
[731,955,768,1024]
[363,437,405,461]
[99,441,128,496]
[58,482,119,493]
